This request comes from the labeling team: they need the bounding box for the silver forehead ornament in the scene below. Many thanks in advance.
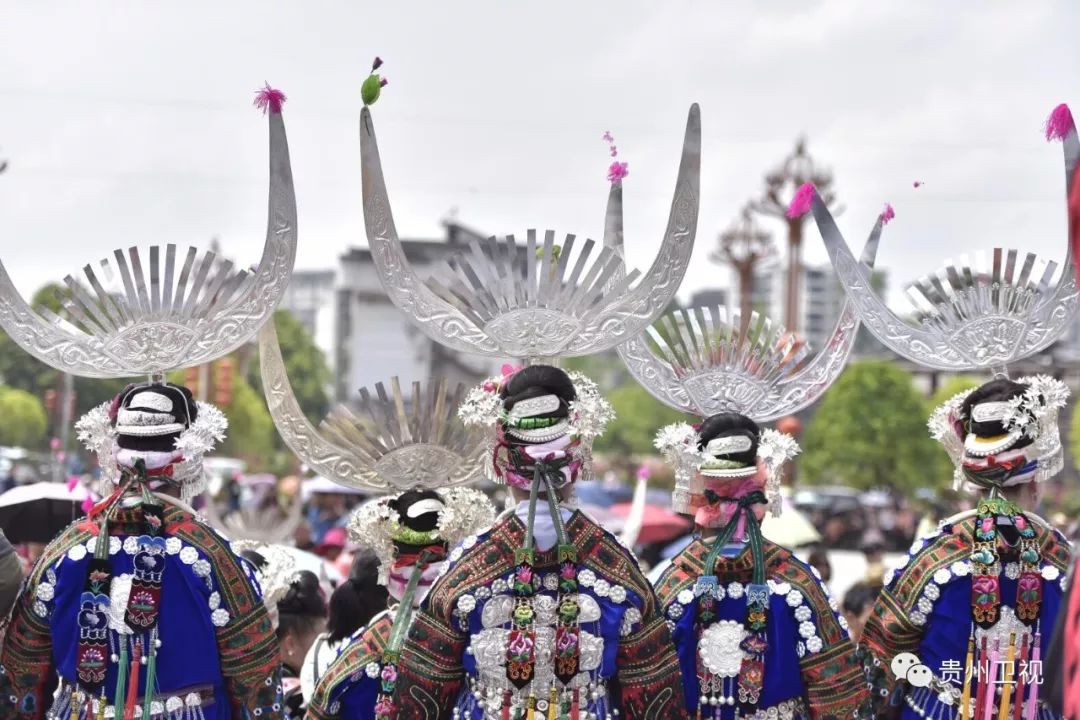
[259,319,486,492]
[928,374,1069,488]
[0,87,298,378]
[359,102,700,361]
[795,103,1079,374]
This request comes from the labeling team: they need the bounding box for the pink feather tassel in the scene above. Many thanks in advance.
[1045,103,1074,141]
[786,182,816,219]
[253,83,287,115]
[880,202,895,225]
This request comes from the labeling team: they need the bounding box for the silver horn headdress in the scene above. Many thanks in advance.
[615,206,883,420]
[0,88,298,378]
[360,103,700,360]
[259,319,485,491]
[794,103,1079,374]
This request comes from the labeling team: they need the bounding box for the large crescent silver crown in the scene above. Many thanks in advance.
[805,108,1079,372]
[259,319,485,491]
[614,191,883,420]
[0,107,297,377]
[360,104,700,360]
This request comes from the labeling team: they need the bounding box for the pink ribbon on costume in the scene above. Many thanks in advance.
[693,462,768,536]
[501,434,580,490]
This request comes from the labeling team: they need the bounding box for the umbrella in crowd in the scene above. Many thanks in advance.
[0,481,89,544]
[609,501,691,545]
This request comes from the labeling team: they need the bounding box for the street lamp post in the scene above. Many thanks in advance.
[750,138,841,332]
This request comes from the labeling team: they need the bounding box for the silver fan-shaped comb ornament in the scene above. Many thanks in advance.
[360,104,700,360]
[0,100,297,378]
[202,494,304,546]
[259,319,484,491]
[803,107,1079,373]
[614,186,883,420]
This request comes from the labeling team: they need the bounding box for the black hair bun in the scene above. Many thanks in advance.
[389,490,444,533]
[114,382,199,453]
[962,378,1032,449]
[278,569,327,618]
[500,365,576,420]
[697,413,760,466]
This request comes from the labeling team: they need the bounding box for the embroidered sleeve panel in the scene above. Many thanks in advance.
[773,557,868,719]
[425,520,514,627]
[614,611,688,720]
[167,512,283,716]
[307,614,392,719]
[860,527,966,720]
[394,609,467,720]
[1,520,91,720]
[575,521,660,616]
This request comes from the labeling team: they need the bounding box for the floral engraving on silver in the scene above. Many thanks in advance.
[259,320,483,491]
[360,104,700,359]
[0,111,297,377]
[616,219,881,420]
[808,114,1078,372]
[698,620,747,678]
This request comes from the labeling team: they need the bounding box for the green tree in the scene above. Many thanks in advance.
[246,310,330,424]
[801,360,950,495]
[594,383,690,478]
[219,376,276,467]
[0,387,48,447]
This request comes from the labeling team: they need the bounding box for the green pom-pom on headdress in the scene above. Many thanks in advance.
[362,56,388,107]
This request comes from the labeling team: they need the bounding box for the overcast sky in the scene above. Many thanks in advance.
[1,1,1077,310]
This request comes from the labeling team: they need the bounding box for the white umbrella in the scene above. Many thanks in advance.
[0,481,90,543]
[761,495,822,548]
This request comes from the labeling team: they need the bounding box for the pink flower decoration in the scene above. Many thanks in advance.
[602,131,613,143]
[880,203,895,225]
[1044,103,1074,142]
[381,664,397,682]
[508,631,534,655]
[609,145,618,157]
[560,564,576,579]
[482,380,497,392]
[980,517,994,534]
[67,475,80,492]
[607,161,629,184]
[81,496,95,515]
[636,465,650,481]
[1014,516,1027,531]
[253,83,287,115]
[972,575,998,595]
[786,183,815,219]
[516,565,533,584]
[50,437,61,451]
[374,698,394,715]
[500,363,523,381]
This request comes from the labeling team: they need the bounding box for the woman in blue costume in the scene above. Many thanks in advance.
[0,383,283,720]
[862,377,1073,720]
[306,488,494,720]
[653,413,868,720]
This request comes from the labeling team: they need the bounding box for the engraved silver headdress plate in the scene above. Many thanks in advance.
[616,211,883,420]
[360,104,700,360]
[259,319,485,491]
[0,95,298,377]
[803,106,1079,373]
